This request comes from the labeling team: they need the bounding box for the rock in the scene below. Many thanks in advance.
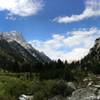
[98,89,100,95]
[48,95,67,100]
[67,82,76,90]
[87,81,93,86]
[68,87,100,100]
[93,85,100,88]
[83,78,92,82]
[19,94,33,100]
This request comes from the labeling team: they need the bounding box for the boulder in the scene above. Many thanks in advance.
[68,86,100,100]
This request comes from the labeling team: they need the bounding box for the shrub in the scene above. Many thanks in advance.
[33,91,47,100]
[0,95,16,100]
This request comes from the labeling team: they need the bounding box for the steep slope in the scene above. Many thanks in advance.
[81,37,100,74]
[27,45,51,63]
[0,38,38,68]
[0,31,51,63]
[86,38,100,61]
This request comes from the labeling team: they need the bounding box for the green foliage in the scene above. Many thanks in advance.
[0,75,34,99]
[32,80,74,99]
[44,80,73,97]
[0,95,16,100]
[34,91,47,100]
[0,73,75,100]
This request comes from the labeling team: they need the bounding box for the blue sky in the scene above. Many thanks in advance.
[0,0,100,62]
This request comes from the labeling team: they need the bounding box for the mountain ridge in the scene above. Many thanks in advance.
[0,31,51,63]
[80,37,100,74]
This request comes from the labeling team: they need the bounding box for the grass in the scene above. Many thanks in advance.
[0,71,75,100]
[0,72,34,100]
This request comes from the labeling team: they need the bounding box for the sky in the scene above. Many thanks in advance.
[0,0,100,62]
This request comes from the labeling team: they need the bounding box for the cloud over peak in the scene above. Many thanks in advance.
[0,0,43,17]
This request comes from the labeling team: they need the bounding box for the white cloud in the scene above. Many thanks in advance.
[53,0,100,23]
[61,48,89,62]
[0,0,43,18]
[29,27,100,62]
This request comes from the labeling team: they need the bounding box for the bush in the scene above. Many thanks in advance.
[32,80,74,98]
[0,95,16,100]
[47,80,74,97]
[33,91,47,100]
[0,75,74,99]
[0,76,34,99]
[5,81,28,97]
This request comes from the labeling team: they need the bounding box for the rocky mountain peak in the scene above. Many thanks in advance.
[0,31,25,43]
[0,31,32,50]
[0,31,51,63]
[95,38,100,43]
[95,38,100,49]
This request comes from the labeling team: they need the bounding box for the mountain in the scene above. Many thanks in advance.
[0,31,51,63]
[80,37,100,74]
[0,38,36,63]
[0,31,51,72]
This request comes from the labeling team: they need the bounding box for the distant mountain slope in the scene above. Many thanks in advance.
[0,31,51,63]
[81,37,100,74]
[0,38,38,69]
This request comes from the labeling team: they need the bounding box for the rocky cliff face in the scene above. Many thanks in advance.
[95,38,100,49]
[0,31,51,63]
[79,37,100,74]
[85,37,100,61]
[0,31,26,46]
